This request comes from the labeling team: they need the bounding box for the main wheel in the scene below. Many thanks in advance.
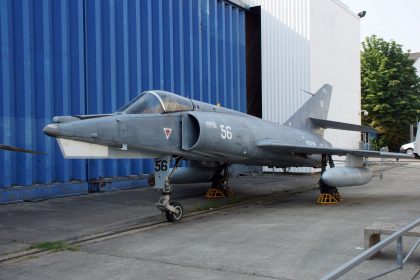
[165,201,184,223]
[406,148,413,155]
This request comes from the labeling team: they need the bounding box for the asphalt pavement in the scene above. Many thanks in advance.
[0,162,419,279]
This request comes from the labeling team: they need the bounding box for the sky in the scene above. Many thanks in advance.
[339,0,420,52]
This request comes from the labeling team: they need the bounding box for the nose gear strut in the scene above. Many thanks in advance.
[156,156,184,222]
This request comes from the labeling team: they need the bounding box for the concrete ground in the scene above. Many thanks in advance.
[0,162,419,279]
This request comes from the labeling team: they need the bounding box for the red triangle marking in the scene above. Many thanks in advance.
[164,128,172,140]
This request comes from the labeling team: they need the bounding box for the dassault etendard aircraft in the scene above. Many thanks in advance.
[43,84,419,222]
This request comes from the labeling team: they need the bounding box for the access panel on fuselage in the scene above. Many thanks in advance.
[122,114,182,155]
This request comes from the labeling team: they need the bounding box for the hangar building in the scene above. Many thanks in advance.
[248,0,361,172]
[0,0,360,203]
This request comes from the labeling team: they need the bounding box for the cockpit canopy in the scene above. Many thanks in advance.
[118,90,194,114]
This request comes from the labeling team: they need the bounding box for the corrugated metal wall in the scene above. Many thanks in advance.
[0,0,87,187]
[251,0,311,172]
[255,0,311,124]
[0,0,246,190]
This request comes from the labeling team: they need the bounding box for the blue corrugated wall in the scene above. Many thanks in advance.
[0,0,246,199]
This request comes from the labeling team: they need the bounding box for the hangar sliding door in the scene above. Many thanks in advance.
[83,0,246,180]
[0,0,246,201]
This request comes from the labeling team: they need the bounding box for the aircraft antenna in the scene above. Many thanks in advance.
[299,89,315,96]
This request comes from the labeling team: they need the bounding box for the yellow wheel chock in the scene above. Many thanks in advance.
[205,188,234,199]
[317,193,343,205]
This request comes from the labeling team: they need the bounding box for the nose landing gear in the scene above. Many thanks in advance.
[155,156,184,223]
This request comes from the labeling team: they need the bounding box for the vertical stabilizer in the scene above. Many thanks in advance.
[284,84,332,136]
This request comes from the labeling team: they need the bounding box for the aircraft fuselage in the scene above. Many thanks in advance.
[44,110,332,168]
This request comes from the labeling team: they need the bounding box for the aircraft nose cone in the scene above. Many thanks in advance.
[43,124,60,137]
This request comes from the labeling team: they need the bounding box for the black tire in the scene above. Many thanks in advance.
[165,201,183,223]
[406,148,414,155]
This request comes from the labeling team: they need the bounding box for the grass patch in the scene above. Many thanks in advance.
[225,196,244,205]
[28,241,79,252]
[194,196,245,212]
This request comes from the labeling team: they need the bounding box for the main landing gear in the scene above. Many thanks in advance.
[156,156,184,223]
[205,164,233,198]
[317,154,343,205]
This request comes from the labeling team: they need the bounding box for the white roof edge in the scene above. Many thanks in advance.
[331,0,361,20]
[222,0,251,10]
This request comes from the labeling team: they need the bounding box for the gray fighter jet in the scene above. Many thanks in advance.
[43,84,419,222]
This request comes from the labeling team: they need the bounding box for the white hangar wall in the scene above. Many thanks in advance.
[310,0,361,150]
[251,0,361,152]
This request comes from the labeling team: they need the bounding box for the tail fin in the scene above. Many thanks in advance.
[284,84,332,136]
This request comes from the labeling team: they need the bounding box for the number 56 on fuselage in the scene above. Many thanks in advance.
[43,85,420,222]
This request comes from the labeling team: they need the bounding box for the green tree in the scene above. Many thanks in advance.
[361,35,420,151]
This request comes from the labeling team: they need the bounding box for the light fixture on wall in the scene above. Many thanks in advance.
[358,11,366,18]
[360,110,369,116]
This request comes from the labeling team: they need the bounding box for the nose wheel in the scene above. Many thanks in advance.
[156,189,184,223]
[165,201,184,223]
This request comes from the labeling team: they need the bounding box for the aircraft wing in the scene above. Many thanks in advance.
[257,140,416,159]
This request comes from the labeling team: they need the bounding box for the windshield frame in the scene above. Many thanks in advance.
[148,91,167,112]
[118,91,193,115]
[118,92,165,115]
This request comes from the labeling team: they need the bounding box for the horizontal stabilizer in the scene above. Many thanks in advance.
[309,118,377,133]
